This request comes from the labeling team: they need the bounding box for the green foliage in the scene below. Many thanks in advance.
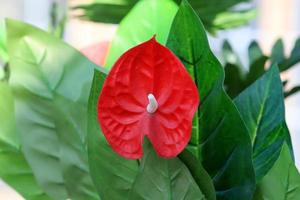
[0,21,8,63]
[128,139,206,199]
[74,1,138,24]
[88,69,215,200]
[0,1,299,200]
[105,0,178,68]
[166,1,255,199]
[179,150,216,200]
[74,0,255,33]
[223,39,300,98]
[253,143,300,200]
[6,19,102,200]
[87,69,140,199]
[234,65,293,180]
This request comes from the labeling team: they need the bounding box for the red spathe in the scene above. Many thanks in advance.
[97,37,199,159]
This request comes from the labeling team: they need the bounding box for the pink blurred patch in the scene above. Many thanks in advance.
[80,41,110,67]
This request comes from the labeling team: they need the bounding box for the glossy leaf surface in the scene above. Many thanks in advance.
[128,140,205,200]
[179,150,216,200]
[166,1,255,199]
[234,65,293,180]
[253,143,300,200]
[7,19,100,200]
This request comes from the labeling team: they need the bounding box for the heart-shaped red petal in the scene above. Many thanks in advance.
[98,37,199,159]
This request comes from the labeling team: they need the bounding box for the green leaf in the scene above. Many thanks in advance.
[189,0,251,16]
[189,0,254,33]
[271,39,285,67]
[224,63,245,97]
[87,69,140,199]
[128,140,206,200]
[0,67,4,80]
[223,40,268,98]
[248,41,263,66]
[0,21,8,63]
[222,40,242,67]
[282,38,300,71]
[285,85,300,98]
[166,1,255,199]
[210,9,256,32]
[74,3,137,24]
[245,56,268,86]
[93,0,136,3]
[179,150,216,200]
[7,19,100,200]
[253,143,300,200]
[0,82,51,200]
[105,0,178,68]
[234,65,292,180]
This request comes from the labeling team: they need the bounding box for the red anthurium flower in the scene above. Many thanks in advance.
[97,37,199,159]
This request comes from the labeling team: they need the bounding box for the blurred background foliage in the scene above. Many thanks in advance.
[49,2,67,38]
[223,38,300,98]
[74,0,256,34]
[0,2,67,82]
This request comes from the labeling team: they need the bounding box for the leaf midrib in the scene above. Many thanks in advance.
[251,69,274,145]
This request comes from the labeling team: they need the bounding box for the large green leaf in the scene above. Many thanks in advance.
[0,82,51,200]
[128,140,206,200]
[105,0,178,68]
[7,19,100,200]
[253,143,300,200]
[88,69,215,200]
[166,1,255,199]
[234,65,293,180]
